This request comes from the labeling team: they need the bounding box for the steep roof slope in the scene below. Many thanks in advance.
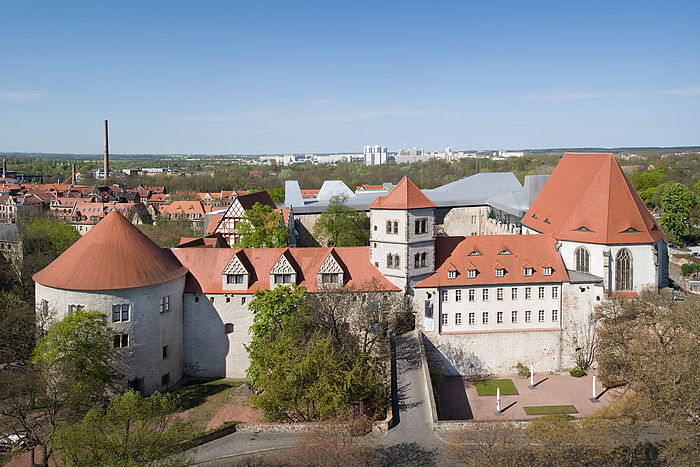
[416,234,567,288]
[369,176,436,210]
[33,211,187,290]
[521,153,662,244]
[236,191,276,210]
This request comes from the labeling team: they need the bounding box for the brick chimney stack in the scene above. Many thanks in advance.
[104,120,109,181]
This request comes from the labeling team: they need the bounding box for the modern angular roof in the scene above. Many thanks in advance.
[521,153,663,245]
[369,176,436,210]
[416,234,568,288]
[33,211,187,290]
[172,246,399,294]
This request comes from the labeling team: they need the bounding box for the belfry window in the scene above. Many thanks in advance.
[615,249,633,291]
[575,247,590,273]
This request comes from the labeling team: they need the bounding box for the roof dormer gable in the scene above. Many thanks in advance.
[222,251,250,275]
[271,250,297,275]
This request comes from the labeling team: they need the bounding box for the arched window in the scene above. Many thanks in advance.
[575,247,590,273]
[393,221,399,233]
[421,252,427,267]
[414,253,420,268]
[394,254,400,268]
[387,254,393,268]
[224,323,234,334]
[615,249,633,291]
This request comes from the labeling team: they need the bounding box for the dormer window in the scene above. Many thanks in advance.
[226,274,245,284]
[274,274,292,284]
[448,270,457,280]
[468,250,481,256]
[498,250,511,255]
[321,273,339,283]
[467,269,476,279]
[496,268,505,277]
[543,267,552,276]
[524,267,533,277]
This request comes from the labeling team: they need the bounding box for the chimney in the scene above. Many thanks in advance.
[104,120,110,180]
[2,158,6,178]
[71,163,76,185]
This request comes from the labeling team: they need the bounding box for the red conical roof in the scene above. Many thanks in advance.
[368,176,436,210]
[33,211,187,290]
[522,153,663,244]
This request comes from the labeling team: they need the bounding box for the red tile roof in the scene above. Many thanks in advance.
[172,246,399,294]
[33,211,187,290]
[369,176,436,210]
[522,153,663,245]
[416,234,568,288]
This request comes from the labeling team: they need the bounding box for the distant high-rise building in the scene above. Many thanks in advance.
[363,145,387,165]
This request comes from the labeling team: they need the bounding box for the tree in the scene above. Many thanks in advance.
[659,182,697,241]
[55,390,194,467]
[237,202,289,248]
[246,284,308,385]
[0,309,114,466]
[246,286,386,422]
[313,194,369,247]
[595,289,700,464]
[138,215,198,248]
[565,310,597,371]
[0,291,36,365]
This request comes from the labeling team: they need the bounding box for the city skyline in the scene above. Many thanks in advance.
[2,1,699,154]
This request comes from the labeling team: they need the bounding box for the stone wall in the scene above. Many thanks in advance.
[36,276,186,394]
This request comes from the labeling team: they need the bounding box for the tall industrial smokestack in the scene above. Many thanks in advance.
[2,158,6,178]
[103,120,110,181]
[71,163,76,185]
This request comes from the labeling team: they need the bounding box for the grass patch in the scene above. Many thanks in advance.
[168,379,248,431]
[474,379,518,396]
[524,405,578,415]
[172,379,246,410]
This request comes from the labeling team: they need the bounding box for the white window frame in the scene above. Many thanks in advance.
[511,288,518,300]
[467,269,476,279]
[552,286,559,299]
[497,288,503,301]
[497,311,503,323]
[525,287,532,299]
[496,268,504,277]
[441,290,448,302]
[448,270,457,280]
[482,312,489,324]
[511,310,518,323]
[543,267,552,276]
[538,287,545,299]
[468,312,475,325]
[525,310,532,323]
[468,289,475,302]
[455,313,462,325]
[552,309,559,321]
[538,310,545,322]
[524,267,533,276]
[482,289,489,301]
[455,289,462,302]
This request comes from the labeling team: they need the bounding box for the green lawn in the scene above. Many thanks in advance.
[474,379,518,396]
[171,379,246,409]
[524,405,578,415]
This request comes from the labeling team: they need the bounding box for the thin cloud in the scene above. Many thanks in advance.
[528,84,700,101]
[171,108,437,124]
[1,90,47,101]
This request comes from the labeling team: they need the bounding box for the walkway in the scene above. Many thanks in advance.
[375,330,443,466]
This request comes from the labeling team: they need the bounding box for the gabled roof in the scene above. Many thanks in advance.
[369,177,436,210]
[522,153,663,244]
[33,211,187,290]
[172,246,399,294]
[416,234,567,288]
[236,191,276,210]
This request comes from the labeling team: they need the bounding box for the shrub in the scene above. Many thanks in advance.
[516,362,530,378]
[569,368,587,378]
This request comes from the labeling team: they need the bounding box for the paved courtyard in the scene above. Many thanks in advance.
[438,373,622,421]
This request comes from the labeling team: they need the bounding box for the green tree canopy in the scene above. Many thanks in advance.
[659,182,696,241]
[246,284,307,384]
[0,309,113,466]
[632,167,668,207]
[55,389,194,467]
[313,194,369,247]
[237,202,289,248]
[31,308,114,409]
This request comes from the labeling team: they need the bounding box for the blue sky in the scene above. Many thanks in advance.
[1,1,699,154]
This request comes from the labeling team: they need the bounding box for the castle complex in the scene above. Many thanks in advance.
[32,153,668,393]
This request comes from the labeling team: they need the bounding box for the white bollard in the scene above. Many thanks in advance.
[590,374,600,403]
[496,387,501,412]
[530,363,535,387]
[592,374,597,398]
